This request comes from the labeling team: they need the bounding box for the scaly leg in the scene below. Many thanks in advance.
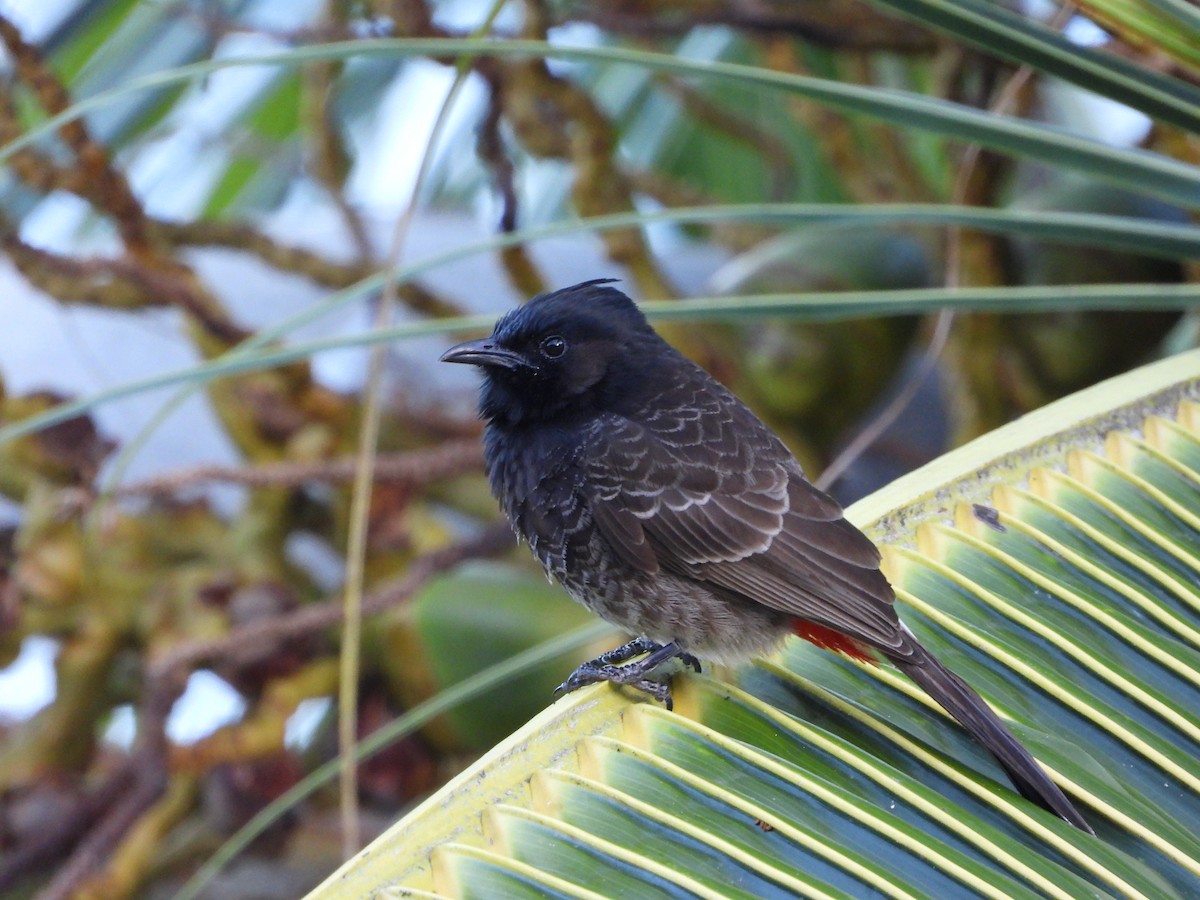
[554,638,701,711]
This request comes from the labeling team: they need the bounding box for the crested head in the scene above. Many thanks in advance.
[493,278,651,344]
[441,279,664,426]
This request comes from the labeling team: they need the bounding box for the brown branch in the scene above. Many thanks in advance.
[30,669,181,900]
[0,64,440,321]
[476,66,545,298]
[500,53,675,297]
[119,262,251,345]
[0,764,137,893]
[477,72,520,235]
[566,0,936,51]
[31,766,168,900]
[0,16,256,349]
[303,1,374,266]
[0,14,152,254]
[147,525,513,682]
[149,219,466,316]
[1,228,250,343]
[381,0,438,37]
[478,1,673,298]
[0,230,163,309]
[0,83,90,197]
[69,439,485,506]
[151,219,374,287]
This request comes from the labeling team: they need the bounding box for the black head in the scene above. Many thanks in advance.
[440,279,661,426]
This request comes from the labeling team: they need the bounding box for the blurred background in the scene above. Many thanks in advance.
[0,0,1195,896]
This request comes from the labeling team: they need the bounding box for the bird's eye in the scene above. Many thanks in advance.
[539,335,567,359]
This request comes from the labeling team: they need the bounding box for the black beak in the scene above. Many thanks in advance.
[440,338,531,371]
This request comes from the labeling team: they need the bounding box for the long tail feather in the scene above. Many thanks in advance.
[889,641,1094,834]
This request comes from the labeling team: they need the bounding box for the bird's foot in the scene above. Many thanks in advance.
[554,639,700,711]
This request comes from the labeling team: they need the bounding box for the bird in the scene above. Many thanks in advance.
[440,278,1092,833]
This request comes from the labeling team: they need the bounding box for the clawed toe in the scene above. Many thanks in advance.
[554,664,607,697]
[633,678,675,710]
[554,639,697,710]
[553,677,579,697]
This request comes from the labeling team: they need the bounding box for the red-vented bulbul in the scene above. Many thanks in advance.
[441,279,1092,833]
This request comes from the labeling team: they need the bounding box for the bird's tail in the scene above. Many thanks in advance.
[889,640,1094,834]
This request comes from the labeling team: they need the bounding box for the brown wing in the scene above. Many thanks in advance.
[583,376,904,653]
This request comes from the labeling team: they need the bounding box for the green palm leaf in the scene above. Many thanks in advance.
[871,0,1200,133]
